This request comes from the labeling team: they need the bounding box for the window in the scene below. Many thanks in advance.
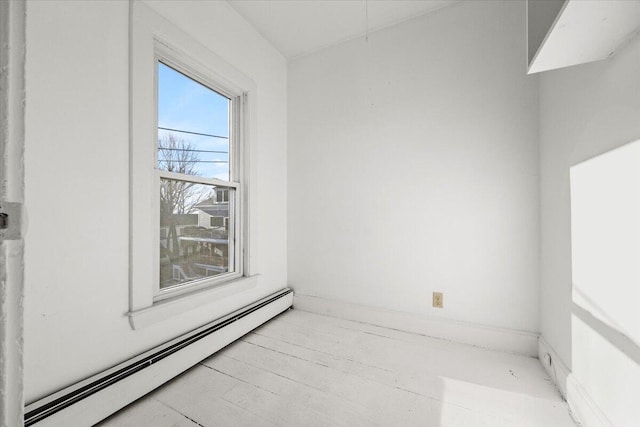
[129,2,257,326]
[216,188,229,203]
[156,61,241,295]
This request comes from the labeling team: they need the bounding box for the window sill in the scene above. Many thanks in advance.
[127,275,259,330]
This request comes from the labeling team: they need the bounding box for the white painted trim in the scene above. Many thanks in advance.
[566,374,614,427]
[31,291,293,427]
[0,0,26,426]
[156,171,239,189]
[128,275,259,329]
[538,336,615,427]
[294,294,539,356]
[153,270,244,303]
[129,1,258,317]
[537,335,571,398]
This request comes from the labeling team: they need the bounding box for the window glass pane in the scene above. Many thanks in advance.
[157,62,230,180]
[160,178,233,289]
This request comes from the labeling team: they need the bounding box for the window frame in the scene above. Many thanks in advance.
[153,50,244,301]
[129,2,257,328]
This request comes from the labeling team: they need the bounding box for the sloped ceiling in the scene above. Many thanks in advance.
[228,0,461,58]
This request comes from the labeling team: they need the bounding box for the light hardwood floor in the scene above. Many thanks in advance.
[98,309,576,426]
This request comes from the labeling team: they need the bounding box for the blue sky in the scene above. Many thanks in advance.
[157,62,230,180]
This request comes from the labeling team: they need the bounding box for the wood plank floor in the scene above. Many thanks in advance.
[98,309,576,427]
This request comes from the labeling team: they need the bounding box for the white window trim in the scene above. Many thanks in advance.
[152,47,243,300]
[128,1,258,329]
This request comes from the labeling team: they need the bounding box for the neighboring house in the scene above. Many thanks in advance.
[160,191,231,286]
[195,190,230,229]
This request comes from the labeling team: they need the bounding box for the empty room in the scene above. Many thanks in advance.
[1,0,639,426]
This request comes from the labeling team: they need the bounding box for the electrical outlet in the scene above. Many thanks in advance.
[432,292,443,308]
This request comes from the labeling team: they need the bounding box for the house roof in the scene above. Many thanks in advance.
[196,205,229,217]
[197,197,216,206]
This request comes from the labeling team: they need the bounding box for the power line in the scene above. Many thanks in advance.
[158,126,229,139]
[191,160,228,163]
[160,160,228,164]
[158,146,228,154]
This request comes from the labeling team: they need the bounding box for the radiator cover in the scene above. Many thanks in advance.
[25,288,293,427]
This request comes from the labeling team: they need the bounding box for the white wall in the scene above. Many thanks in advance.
[540,28,640,368]
[23,0,287,403]
[288,0,540,332]
[570,142,640,348]
[539,29,640,426]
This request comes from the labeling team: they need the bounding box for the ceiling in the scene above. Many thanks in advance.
[227,0,461,58]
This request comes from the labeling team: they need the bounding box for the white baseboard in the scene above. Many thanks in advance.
[566,375,614,427]
[293,294,538,356]
[538,336,614,427]
[30,290,293,427]
[537,336,571,398]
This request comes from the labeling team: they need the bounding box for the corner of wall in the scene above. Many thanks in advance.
[538,335,615,427]
[295,294,539,357]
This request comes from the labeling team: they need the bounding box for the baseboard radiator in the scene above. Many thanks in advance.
[24,288,293,427]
